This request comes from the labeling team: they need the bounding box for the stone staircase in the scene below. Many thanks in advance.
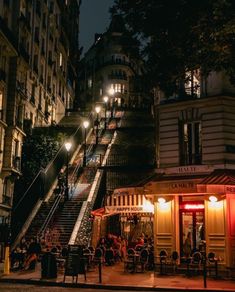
[24,193,58,241]
[44,183,90,247]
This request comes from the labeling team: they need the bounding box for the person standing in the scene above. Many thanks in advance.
[183,232,192,258]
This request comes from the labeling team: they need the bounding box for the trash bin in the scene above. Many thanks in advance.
[41,252,57,279]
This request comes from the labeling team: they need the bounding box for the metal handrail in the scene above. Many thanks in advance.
[37,191,64,239]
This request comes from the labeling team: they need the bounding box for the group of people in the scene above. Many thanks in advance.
[11,237,41,271]
[96,233,154,266]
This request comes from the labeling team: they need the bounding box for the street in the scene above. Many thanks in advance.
[0,283,191,292]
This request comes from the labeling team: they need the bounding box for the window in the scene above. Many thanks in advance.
[179,121,201,165]
[59,53,63,67]
[110,83,125,93]
[185,70,201,97]
[88,78,92,88]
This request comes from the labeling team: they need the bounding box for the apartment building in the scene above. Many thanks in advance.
[78,14,150,110]
[0,0,80,246]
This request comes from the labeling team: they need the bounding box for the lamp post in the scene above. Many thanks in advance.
[103,96,108,130]
[83,120,89,167]
[95,106,101,145]
[108,87,115,118]
[64,141,72,201]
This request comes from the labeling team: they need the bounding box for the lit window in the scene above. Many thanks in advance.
[88,78,92,88]
[59,53,63,67]
[0,91,3,111]
[185,70,201,97]
[179,121,202,165]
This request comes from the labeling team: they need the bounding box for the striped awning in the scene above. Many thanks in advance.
[199,169,235,185]
[197,169,235,194]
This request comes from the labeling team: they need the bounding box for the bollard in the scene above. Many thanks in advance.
[98,259,102,283]
[4,245,10,275]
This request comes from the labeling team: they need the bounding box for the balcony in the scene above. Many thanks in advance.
[12,156,21,172]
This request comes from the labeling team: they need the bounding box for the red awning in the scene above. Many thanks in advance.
[199,169,235,185]
[91,207,105,217]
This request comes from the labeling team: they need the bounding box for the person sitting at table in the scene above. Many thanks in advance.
[23,237,41,270]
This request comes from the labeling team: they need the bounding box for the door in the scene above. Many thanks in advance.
[180,210,204,257]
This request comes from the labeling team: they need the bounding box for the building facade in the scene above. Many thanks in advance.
[146,71,235,270]
[0,0,81,254]
[78,15,150,110]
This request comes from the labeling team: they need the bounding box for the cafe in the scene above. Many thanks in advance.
[91,187,154,248]
[143,166,235,271]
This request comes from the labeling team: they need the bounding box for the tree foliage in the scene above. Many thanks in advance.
[112,0,235,94]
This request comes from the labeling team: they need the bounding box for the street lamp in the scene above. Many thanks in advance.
[103,96,109,130]
[95,106,101,145]
[64,141,72,201]
[108,87,115,118]
[83,120,89,167]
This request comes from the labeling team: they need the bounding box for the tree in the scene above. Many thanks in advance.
[112,0,235,95]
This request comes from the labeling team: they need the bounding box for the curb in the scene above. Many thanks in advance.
[1,278,235,292]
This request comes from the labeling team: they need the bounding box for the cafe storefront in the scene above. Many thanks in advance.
[144,166,235,270]
[91,187,154,247]
[91,167,235,270]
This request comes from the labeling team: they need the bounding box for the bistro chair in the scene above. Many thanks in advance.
[157,249,168,275]
[135,249,149,273]
[91,247,103,268]
[188,251,202,276]
[170,251,179,273]
[105,248,115,266]
[207,252,218,278]
[124,248,136,273]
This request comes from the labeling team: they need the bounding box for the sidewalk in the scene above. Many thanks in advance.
[0,262,235,291]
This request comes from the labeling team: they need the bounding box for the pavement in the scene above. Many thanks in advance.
[0,261,235,291]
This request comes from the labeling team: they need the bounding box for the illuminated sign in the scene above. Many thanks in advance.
[182,204,204,210]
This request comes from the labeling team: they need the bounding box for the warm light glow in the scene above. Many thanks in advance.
[95,106,101,114]
[83,120,89,129]
[209,195,218,203]
[184,204,204,210]
[108,87,115,95]
[103,96,109,103]
[208,200,223,209]
[158,201,171,211]
[143,198,154,213]
[158,197,166,204]
[64,142,72,152]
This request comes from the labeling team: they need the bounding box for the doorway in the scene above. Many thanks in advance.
[180,209,204,257]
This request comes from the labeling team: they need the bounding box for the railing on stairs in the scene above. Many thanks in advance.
[37,191,64,240]
[11,111,94,245]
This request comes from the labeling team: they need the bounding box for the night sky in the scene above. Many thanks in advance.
[80,0,115,55]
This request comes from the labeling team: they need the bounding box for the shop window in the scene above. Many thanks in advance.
[179,121,201,165]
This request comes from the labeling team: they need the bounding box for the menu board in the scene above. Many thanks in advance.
[63,245,86,281]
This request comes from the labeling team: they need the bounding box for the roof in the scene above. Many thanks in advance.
[198,169,235,185]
